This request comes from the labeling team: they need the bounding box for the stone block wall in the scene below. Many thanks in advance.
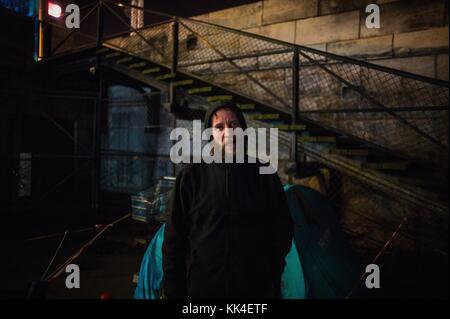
[191,0,449,81]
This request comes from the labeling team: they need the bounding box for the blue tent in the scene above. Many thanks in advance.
[134,185,361,299]
[284,184,361,298]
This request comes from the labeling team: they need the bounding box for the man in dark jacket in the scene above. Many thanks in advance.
[162,102,293,299]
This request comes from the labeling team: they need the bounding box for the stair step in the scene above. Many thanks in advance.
[117,57,133,64]
[131,214,148,223]
[299,136,337,143]
[250,113,280,120]
[173,79,194,87]
[142,67,161,74]
[155,73,177,80]
[129,61,146,69]
[105,52,121,59]
[207,95,233,102]
[188,86,212,94]
[134,237,148,246]
[362,162,409,170]
[96,47,109,54]
[237,103,256,111]
[275,124,307,131]
[330,149,369,156]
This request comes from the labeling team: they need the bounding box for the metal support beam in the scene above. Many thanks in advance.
[92,77,105,212]
[291,47,300,177]
[172,19,179,73]
[10,98,24,211]
[170,19,179,173]
[92,6,105,213]
[169,19,179,113]
[97,1,104,47]
[37,0,45,60]
[37,0,53,59]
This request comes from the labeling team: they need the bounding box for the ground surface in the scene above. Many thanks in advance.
[0,211,161,299]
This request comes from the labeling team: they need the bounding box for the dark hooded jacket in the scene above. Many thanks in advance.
[162,102,293,299]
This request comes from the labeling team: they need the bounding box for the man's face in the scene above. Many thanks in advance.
[211,108,241,155]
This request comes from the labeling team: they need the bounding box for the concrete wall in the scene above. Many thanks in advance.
[191,0,449,80]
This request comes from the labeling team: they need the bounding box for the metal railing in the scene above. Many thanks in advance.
[40,0,448,167]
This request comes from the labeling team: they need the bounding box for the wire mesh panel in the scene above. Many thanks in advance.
[102,0,173,67]
[14,92,98,210]
[101,85,174,194]
[104,22,173,67]
[177,19,294,111]
[297,49,449,165]
[325,167,448,258]
[275,149,448,276]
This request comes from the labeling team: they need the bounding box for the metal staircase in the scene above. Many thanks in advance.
[38,0,448,256]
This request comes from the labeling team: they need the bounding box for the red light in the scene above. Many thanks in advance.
[48,2,62,18]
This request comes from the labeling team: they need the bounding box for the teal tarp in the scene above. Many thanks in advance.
[134,225,165,299]
[284,184,361,298]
